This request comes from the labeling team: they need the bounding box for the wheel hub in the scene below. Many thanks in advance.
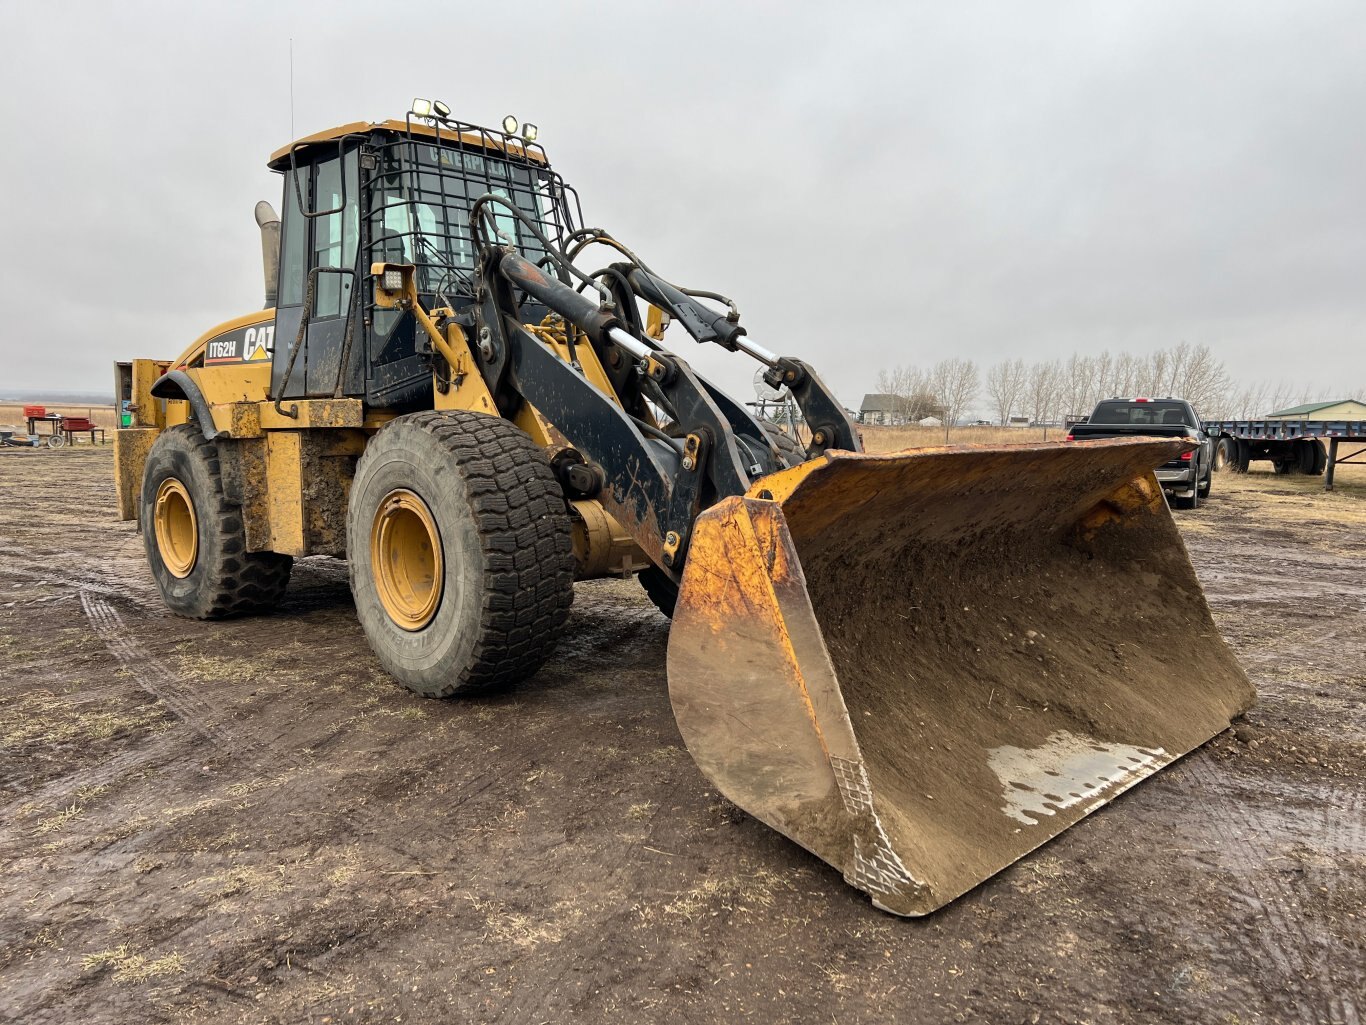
[154,477,198,578]
[371,489,444,631]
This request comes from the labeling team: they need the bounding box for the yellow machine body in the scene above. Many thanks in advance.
[116,112,1253,917]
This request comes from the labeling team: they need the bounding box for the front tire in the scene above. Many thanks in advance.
[347,411,575,697]
[141,425,292,618]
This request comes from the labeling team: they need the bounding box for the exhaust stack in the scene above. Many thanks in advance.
[255,201,280,308]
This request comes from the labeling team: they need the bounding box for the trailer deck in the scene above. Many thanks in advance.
[1206,419,1366,490]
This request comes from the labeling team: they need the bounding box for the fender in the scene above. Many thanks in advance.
[150,370,221,440]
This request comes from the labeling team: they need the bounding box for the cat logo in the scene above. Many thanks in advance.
[244,325,274,362]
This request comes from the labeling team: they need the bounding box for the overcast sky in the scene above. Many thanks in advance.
[1,0,1362,409]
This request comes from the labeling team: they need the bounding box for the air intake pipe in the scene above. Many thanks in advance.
[255,201,281,308]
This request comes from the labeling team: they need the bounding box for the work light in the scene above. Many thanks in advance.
[502,115,519,135]
[522,123,538,142]
[412,98,432,117]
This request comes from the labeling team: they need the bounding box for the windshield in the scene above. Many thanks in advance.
[369,138,573,298]
[1090,401,1195,427]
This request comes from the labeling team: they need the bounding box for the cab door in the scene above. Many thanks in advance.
[271,146,361,400]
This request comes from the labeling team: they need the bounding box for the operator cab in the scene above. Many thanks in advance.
[265,104,581,408]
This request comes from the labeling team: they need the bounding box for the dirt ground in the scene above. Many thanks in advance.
[1,447,1362,1025]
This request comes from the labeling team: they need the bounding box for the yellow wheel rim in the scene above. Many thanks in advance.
[154,477,198,578]
[371,489,444,631]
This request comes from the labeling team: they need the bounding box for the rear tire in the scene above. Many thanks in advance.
[761,420,805,469]
[1297,439,1324,475]
[141,425,292,618]
[1231,439,1250,473]
[347,411,575,697]
[1300,437,1322,478]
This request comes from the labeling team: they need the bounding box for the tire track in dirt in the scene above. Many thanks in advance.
[79,589,251,757]
[1179,757,1358,1024]
[0,555,161,612]
[74,587,506,871]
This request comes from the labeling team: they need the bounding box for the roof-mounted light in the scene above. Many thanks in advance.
[412,98,433,118]
[502,114,519,135]
[521,123,538,143]
[433,100,451,118]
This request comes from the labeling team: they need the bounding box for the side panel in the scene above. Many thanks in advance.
[113,428,160,522]
[266,432,306,554]
[219,430,360,556]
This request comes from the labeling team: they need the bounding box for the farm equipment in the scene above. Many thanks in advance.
[113,104,1253,915]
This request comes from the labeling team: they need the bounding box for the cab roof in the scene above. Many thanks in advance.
[267,118,548,171]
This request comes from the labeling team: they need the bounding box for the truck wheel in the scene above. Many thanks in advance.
[1213,437,1233,471]
[1294,440,1327,475]
[1296,439,1321,475]
[347,410,575,697]
[1272,455,1298,475]
[1232,439,1250,473]
[141,425,292,618]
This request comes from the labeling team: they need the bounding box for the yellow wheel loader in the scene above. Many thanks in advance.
[114,103,1252,916]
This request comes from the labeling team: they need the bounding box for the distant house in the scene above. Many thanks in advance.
[1265,399,1366,420]
[1006,415,1030,429]
[859,392,946,425]
[859,393,902,425]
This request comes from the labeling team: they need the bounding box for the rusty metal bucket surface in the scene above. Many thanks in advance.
[666,438,1253,916]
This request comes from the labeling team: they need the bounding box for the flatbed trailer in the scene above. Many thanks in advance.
[1205,419,1366,490]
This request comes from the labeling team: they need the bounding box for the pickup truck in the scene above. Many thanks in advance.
[1066,397,1213,509]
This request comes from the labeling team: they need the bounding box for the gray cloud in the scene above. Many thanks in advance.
[2,0,1362,409]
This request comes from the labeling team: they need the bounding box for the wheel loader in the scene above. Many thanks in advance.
[113,103,1253,916]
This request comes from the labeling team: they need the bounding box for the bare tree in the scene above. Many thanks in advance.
[1026,359,1062,436]
[1113,352,1144,397]
[1144,348,1170,397]
[931,358,978,440]
[1264,380,1297,416]
[1061,354,1095,421]
[985,358,1027,426]
[1173,343,1229,414]
[872,346,1348,432]
[873,364,934,424]
[1092,351,1114,407]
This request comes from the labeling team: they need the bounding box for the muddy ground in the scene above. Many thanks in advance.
[0,448,1361,1024]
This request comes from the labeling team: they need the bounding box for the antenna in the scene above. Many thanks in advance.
[289,38,295,138]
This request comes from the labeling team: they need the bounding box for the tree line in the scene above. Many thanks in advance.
[874,343,1363,427]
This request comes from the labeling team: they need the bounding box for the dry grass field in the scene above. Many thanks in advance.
[860,423,1066,450]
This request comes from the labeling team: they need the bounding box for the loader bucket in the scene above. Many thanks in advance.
[667,438,1253,916]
